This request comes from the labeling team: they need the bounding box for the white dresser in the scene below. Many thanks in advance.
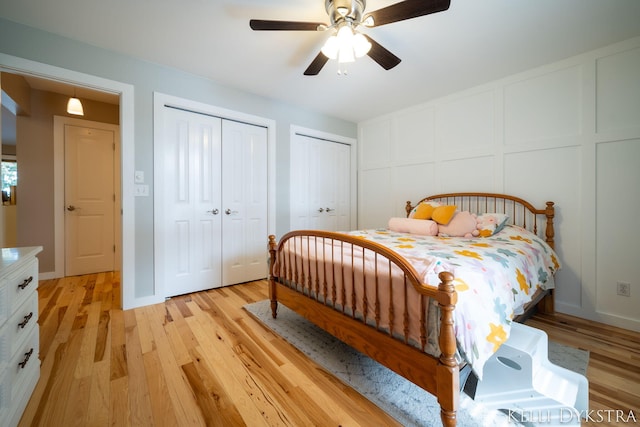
[0,247,42,427]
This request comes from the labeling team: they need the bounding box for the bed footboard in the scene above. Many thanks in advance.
[268,232,459,427]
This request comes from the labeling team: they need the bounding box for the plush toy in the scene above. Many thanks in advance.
[438,211,479,238]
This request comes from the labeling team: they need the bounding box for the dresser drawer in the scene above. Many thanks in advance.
[6,326,39,400]
[0,327,40,427]
[5,257,38,314]
[0,292,38,373]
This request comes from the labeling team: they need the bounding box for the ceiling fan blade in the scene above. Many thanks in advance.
[304,52,330,75]
[365,0,451,27]
[365,36,401,70]
[250,19,325,31]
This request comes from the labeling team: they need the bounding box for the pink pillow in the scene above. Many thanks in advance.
[388,217,438,236]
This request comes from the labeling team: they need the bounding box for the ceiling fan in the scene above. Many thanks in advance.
[249,0,451,75]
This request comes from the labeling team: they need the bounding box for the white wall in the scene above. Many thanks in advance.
[358,37,640,332]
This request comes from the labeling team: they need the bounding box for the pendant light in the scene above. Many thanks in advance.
[67,89,84,116]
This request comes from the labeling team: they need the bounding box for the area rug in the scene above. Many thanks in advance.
[244,300,589,427]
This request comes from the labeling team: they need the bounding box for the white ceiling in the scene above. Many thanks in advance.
[1,0,640,122]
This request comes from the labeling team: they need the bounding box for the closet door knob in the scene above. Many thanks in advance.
[66,205,76,211]
[210,209,219,215]
[318,208,324,212]
[326,207,334,212]
[225,209,232,215]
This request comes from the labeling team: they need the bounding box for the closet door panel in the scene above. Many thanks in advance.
[308,138,325,229]
[290,138,310,230]
[290,134,351,232]
[222,120,268,285]
[333,142,351,231]
[161,108,222,297]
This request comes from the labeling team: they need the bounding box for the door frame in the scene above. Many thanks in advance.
[53,116,121,277]
[153,92,276,300]
[290,125,358,231]
[0,52,137,309]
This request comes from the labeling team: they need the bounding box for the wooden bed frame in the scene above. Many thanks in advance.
[267,193,556,427]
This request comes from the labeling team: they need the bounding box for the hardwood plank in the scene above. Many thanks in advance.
[142,349,180,427]
[124,309,156,426]
[85,358,111,426]
[144,302,205,426]
[109,376,130,426]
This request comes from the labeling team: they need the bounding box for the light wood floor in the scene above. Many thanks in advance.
[19,273,639,426]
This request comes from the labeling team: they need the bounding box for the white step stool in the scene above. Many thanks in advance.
[464,322,589,426]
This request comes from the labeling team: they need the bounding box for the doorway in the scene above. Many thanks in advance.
[55,117,121,277]
[0,53,137,309]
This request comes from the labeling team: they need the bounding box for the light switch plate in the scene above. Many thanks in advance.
[135,184,149,197]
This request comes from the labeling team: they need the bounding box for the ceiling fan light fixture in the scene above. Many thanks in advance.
[67,96,84,116]
[321,23,369,63]
[251,0,452,75]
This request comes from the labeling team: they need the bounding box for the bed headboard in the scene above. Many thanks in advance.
[406,192,556,249]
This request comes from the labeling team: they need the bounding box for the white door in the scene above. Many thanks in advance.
[64,124,115,275]
[222,120,268,285]
[291,134,351,232]
[162,108,223,297]
[290,137,310,229]
[325,141,350,231]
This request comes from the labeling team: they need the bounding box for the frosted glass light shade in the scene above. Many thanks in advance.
[321,35,339,59]
[321,25,371,64]
[353,32,371,58]
[67,97,84,116]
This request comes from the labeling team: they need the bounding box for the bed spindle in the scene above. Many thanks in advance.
[362,248,368,324]
[313,237,320,298]
[303,237,309,296]
[331,238,337,308]
[403,276,409,344]
[322,238,328,304]
[340,241,346,314]
[351,244,356,317]
[420,295,427,351]
[388,260,395,338]
[374,256,381,330]
[292,237,298,286]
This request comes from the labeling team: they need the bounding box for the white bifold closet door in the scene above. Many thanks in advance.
[160,107,268,297]
[221,119,269,285]
[290,134,350,232]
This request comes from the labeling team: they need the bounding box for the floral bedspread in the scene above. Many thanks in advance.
[346,225,561,379]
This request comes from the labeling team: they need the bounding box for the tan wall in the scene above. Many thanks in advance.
[1,72,31,115]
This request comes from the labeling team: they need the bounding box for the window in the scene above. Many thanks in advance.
[1,157,17,203]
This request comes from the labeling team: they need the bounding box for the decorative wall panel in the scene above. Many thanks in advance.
[504,66,582,145]
[596,47,640,133]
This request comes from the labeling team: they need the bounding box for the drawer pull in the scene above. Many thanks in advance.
[18,312,34,328]
[18,276,34,290]
[18,348,34,369]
